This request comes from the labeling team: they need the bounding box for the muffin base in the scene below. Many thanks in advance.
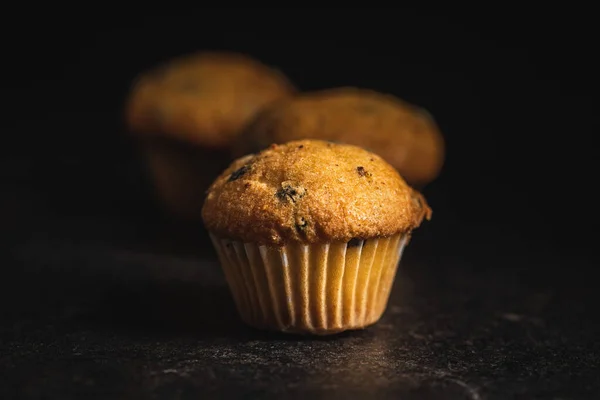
[140,137,230,221]
[210,233,408,335]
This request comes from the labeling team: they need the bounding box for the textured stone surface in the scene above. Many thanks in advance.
[1,159,598,399]
[2,213,598,399]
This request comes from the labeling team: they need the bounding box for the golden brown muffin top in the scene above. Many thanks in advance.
[125,51,296,149]
[233,87,445,186]
[203,140,431,246]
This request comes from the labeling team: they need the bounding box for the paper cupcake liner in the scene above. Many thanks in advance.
[210,233,408,335]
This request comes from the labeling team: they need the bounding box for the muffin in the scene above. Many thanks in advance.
[124,51,296,220]
[203,140,431,335]
[233,87,445,188]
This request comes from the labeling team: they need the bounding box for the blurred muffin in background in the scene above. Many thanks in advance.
[233,87,445,188]
[125,51,297,220]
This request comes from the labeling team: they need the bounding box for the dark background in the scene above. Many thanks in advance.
[4,7,597,255]
[1,7,598,398]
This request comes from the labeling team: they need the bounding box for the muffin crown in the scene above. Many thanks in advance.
[125,51,296,148]
[203,140,431,246]
[233,87,445,186]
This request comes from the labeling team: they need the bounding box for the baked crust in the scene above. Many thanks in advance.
[203,139,431,245]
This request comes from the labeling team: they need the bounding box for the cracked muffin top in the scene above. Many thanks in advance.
[233,87,445,186]
[202,139,431,245]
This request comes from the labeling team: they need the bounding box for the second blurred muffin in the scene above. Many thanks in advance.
[125,51,296,220]
[233,87,445,188]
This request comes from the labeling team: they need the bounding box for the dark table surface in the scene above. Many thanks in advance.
[2,159,599,400]
[2,6,598,397]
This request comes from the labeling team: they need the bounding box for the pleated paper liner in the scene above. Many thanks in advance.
[210,233,408,335]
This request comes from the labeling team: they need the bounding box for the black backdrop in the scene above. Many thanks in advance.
[3,7,598,266]
[1,8,599,398]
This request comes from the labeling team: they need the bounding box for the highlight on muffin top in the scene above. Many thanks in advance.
[125,51,297,149]
[233,87,445,186]
[203,140,431,246]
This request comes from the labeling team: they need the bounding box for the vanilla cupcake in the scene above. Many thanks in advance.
[203,140,431,335]
[124,51,296,220]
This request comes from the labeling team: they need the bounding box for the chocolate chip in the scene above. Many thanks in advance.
[228,164,250,182]
[347,238,363,248]
[357,166,371,177]
[298,145,304,149]
[295,216,308,233]
[370,158,374,161]
[276,181,306,203]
